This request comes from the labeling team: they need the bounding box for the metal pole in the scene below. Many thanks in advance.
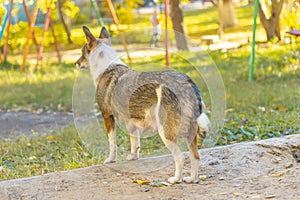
[90,0,105,27]
[106,0,131,62]
[35,2,52,70]
[3,0,13,62]
[21,0,39,72]
[22,0,39,48]
[165,0,169,68]
[0,4,9,61]
[49,18,61,63]
[0,6,9,42]
[249,0,259,81]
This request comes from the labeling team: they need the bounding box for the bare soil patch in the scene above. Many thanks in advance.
[0,111,73,138]
[0,135,299,200]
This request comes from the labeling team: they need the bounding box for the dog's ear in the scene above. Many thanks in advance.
[83,26,96,49]
[99,27,110,39]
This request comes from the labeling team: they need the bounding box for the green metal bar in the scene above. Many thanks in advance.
[90,0,104,27]
[249,0,259,81]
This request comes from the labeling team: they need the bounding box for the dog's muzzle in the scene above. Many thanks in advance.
[75,61,88,70]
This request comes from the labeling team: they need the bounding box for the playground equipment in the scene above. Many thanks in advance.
[164,0,169,68]
[21,0,61,71]
[249,0,259,81]
[1,0,172,69]
[90,0,131,62]
[0,5,9,61]
[2,0,13,63]
[1,0,61,71]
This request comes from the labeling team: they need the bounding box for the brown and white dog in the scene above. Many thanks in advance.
[75,26,211,184]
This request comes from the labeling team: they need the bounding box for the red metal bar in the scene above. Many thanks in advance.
[3,0,13,62]
[35,3,52,70]
[164,0,169,68]
[49,18,61,62]
[22,0,39,49]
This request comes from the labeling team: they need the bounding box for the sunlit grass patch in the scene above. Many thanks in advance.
[0,61,77,111]
[0,125,105,180]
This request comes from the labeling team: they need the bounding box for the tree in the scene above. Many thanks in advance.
[57,0,72,43]
[218,0,238,31]
[258,0,284,41]
[209,0,238,37]
[56,0,79,44]
[169,0,189,51]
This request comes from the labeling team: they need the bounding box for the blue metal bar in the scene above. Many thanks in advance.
[0,8,9,42]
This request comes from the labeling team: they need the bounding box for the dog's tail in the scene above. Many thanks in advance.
[196,101,211,138]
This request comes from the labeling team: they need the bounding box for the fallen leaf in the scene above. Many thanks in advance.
[149,181,171,187]
[277,106,288,112]
[226,93,231,99]
[265,194,276,198]
[199,175,207,181]
[233,192,243,197]
[133,179,150,185]
[285,163,293,169]
[271,172,284,177]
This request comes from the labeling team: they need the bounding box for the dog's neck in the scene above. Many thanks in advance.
[88,43,126,86]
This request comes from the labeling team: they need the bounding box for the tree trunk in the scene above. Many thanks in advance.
[218,0,238,31]
[169,0,188,51]
[258,0,284,41]
[57,0,72,44]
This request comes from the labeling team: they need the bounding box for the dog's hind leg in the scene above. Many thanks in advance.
[126,129,140,160]
[183,134,200,183]
[155,85,184,184]
[103,115,117,164]
[159,132,184,184]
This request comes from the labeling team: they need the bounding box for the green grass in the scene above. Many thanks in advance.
[0,61,77,112]
[0,5,300,180]
[0,126,104,180]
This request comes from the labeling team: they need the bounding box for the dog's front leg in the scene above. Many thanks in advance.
[126,129,140,160]
[103,116,117,164]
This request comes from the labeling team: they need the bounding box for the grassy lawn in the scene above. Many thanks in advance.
[0,5,299,180]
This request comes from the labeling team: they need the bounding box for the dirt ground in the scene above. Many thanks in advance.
[0,111,73,138]
[0,131,299,200]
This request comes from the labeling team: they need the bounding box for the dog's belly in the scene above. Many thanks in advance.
[111,79,159,133]
[111,70,202,140]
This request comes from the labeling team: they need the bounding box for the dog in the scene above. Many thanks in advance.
[75,26,211,184]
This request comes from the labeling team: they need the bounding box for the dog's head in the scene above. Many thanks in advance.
[75,26,111,69]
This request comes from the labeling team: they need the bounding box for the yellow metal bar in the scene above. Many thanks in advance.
[105,0,131,62]
[21,0,39,72]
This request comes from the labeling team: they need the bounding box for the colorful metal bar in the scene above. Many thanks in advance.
[3,0,13,62]
[49,18,61,63]
[21,0,40,71]
[90,0,105,27]
[105,0,131,62]
[35,2,52,70]
[22,0,39,49]
[164,0,169,68]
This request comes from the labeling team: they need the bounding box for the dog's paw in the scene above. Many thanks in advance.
[168,177,182,184]
[183,176,199,184]
[126,153,138,161]
[103,158,116,164]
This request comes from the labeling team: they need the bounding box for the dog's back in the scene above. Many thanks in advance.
[96,64,206,143]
